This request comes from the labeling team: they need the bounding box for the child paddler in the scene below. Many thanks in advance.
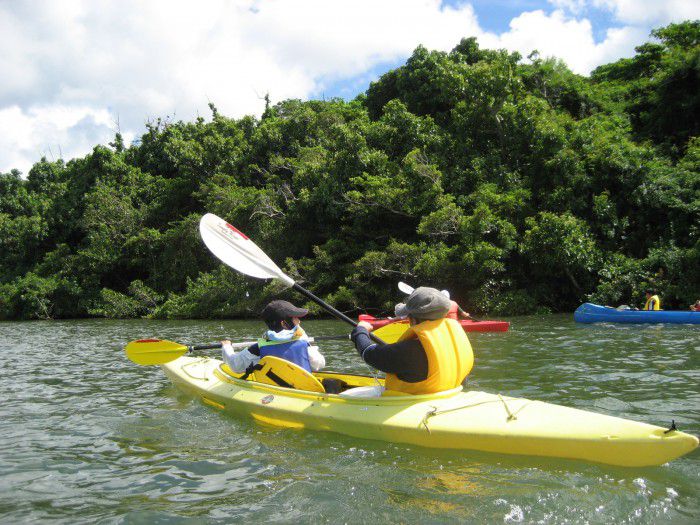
[221,300,325,374]
[349,287,473,396]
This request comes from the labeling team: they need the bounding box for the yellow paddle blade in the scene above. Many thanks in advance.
[372,322,409,344]
[124,339,189,365]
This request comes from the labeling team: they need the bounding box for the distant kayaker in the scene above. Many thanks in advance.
[690,300,700,312]
[441,290,472,320]
[399,287,472,321]
[221,300,325,374]
[348,287,474,397]
[643,290,661,311]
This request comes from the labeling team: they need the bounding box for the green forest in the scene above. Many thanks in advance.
[1,21,699,320]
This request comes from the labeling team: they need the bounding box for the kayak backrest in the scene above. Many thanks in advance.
[252,356,325,393]
[220,363,246,378]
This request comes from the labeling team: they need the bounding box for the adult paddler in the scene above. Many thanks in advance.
[348,287,474,396]
[441,289,473,321]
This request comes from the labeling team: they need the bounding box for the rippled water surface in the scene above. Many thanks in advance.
[1,316,698,523]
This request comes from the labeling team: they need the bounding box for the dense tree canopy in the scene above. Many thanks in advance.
[1,22,699,320]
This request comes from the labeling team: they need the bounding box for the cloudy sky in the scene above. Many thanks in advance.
[1,0,698,176]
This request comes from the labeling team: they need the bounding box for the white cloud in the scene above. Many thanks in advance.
[0,105,119,175]
[0,0,696,175]
[485,9,646,74]
[549,0,700,25]
[592,0,700,26]
[0,0,484,175]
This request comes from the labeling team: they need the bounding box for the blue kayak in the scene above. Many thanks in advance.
[574,303,700,324]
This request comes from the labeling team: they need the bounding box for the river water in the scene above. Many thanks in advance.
[0,316,698,524]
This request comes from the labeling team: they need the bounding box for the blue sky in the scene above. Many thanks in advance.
[1,0,698,175]
[462,0,551,33]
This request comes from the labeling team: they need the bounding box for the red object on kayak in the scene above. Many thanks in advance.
[358,314,509,333]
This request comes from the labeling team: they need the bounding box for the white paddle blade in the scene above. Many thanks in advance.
[398,281,414,295]
[199,213,295,286]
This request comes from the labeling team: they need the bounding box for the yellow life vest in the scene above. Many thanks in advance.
[643,295,661,311]
[385,318,474,395]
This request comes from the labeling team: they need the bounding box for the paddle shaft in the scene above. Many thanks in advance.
[128,333,345,367]
[292,283,386,345]
[190,343,225,351]
[315,334,351,341]
[190,334,351,353]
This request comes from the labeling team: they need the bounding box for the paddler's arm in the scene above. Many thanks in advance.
[350,326,428,382]
[457,306,471,319]
[221,340,260,373]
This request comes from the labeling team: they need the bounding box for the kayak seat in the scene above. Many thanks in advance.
[220,363,246,379]
[252,356,325,393]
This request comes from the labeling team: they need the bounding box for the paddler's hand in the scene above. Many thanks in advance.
[351,321,374,347]
[357,321,373,331]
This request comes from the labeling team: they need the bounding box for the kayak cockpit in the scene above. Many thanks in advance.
[219,361,384,392]
[214,361,464,403]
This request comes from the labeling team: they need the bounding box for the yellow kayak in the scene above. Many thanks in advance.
[161,356,698,467]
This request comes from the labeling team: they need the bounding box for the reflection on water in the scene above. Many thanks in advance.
[0,316,697,523]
